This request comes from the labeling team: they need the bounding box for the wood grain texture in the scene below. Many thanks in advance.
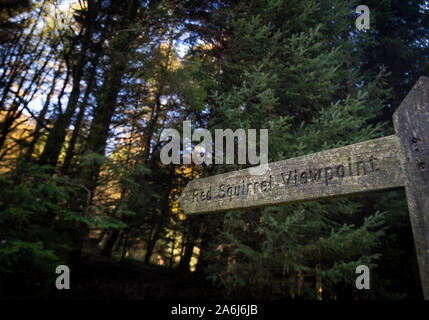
[179,135,404,215]
[393,76,429,300]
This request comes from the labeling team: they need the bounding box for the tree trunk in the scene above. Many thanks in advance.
[101,229,120,260]
[69,0,140,269]
[38,1,96,167]
[25,63,63,161]
[0,41,54,154]
[61,53,99,173]
[120,232,129,269]
[195,231,210,275]
[180,237,196,272]
[144,215,163,264]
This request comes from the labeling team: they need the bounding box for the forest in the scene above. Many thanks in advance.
[0,0,428,301]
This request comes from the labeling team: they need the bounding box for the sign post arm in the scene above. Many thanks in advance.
[393,76,429,299]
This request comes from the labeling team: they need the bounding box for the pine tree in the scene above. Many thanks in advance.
[196,0,394,299]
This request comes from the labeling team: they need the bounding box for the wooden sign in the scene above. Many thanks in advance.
[179,135,403,214]
[179,77,429,299]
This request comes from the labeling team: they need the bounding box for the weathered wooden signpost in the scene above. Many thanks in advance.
[179,77,429,299]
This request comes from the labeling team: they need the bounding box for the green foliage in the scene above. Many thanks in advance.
[200,0,399,299]
[0,240,58,274]
[0,0,424,300]
[208,205,386,299]
[0,161,128,277]
[0,163,68,280]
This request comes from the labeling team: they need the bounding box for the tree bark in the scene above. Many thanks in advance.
[101,229,120,260]
[25,63,63,161]
[69,0,140,268]
[61,53,99,173]
[38,0,96,167]
[179,236,196,272]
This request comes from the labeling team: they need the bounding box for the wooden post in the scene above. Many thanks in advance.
[393,76,429,300]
